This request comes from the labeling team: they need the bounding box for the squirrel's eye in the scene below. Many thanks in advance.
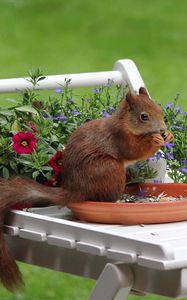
[140,112,150,121]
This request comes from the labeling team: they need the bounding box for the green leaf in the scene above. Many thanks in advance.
[16,158,33,166]
[0,117,8,125]
[0,109,13,116]
[6,98,19,104]
[9,161,18,173]
[15,105,38,115]
[2,167,9,179]
[32,171,40,180]
[38,76,46,82]
[42,166,52,171]
[50,135,59,143]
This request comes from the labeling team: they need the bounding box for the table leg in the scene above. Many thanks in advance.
[89,263,133,300]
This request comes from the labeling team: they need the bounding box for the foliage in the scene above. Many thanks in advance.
[162,94,187,183]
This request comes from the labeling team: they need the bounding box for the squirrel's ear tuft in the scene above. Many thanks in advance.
[125,91,136,109]
[139,87,148,96]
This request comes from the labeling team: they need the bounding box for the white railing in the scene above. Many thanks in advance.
[0,59,146,93]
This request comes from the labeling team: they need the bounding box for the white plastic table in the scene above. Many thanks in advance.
[4,206,187,299]
[1,59,187,299]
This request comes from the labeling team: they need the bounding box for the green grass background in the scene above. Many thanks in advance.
[0,0,187,299]
[0,0,187,109]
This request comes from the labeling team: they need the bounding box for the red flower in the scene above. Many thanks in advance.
[32,100,44,109]
[49,151,64,175]
[12,131,37,154]
[12,202,32,210]
[27,121,37,132]
[44,177,58,187]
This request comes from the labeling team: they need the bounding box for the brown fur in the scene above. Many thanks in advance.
[0,87,173,291]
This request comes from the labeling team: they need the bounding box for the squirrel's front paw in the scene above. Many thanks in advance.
[164,131,174,143]
[151,133,165,147]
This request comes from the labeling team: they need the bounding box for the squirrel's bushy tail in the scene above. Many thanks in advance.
[0,176,84,209]
[0,176,84,291]
[0,225,24,292]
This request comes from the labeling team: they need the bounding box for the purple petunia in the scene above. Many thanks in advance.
[179,168,187,174]
[156,151,164,159]
[148,151,164,161]
[53,114,67,122]
[165,102,173,109]
[55,87,62,94]
[148,156,157,162]
[164,142,174,150]
[175,106,181,114]
[183,159,187,167]
[102,110,110,118]
[92,88,100,93]
[73,109,81,116]
[166,152,174,160]
[102,83,110,88]
[108,106,115,112]
[172,125,183,131]
[153,179,162,183]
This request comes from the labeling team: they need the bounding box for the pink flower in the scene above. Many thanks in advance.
[49,151,64,175]
[12,131,37,154]
[27,121,37,132]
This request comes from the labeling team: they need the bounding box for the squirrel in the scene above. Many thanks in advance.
[0,87,173,292]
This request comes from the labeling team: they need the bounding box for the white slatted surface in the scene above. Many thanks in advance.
[4,206,187,271]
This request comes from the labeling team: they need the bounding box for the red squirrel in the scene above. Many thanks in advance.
[0,87,173,292]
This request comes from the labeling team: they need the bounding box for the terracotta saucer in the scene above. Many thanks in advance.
[68,183,187,225]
